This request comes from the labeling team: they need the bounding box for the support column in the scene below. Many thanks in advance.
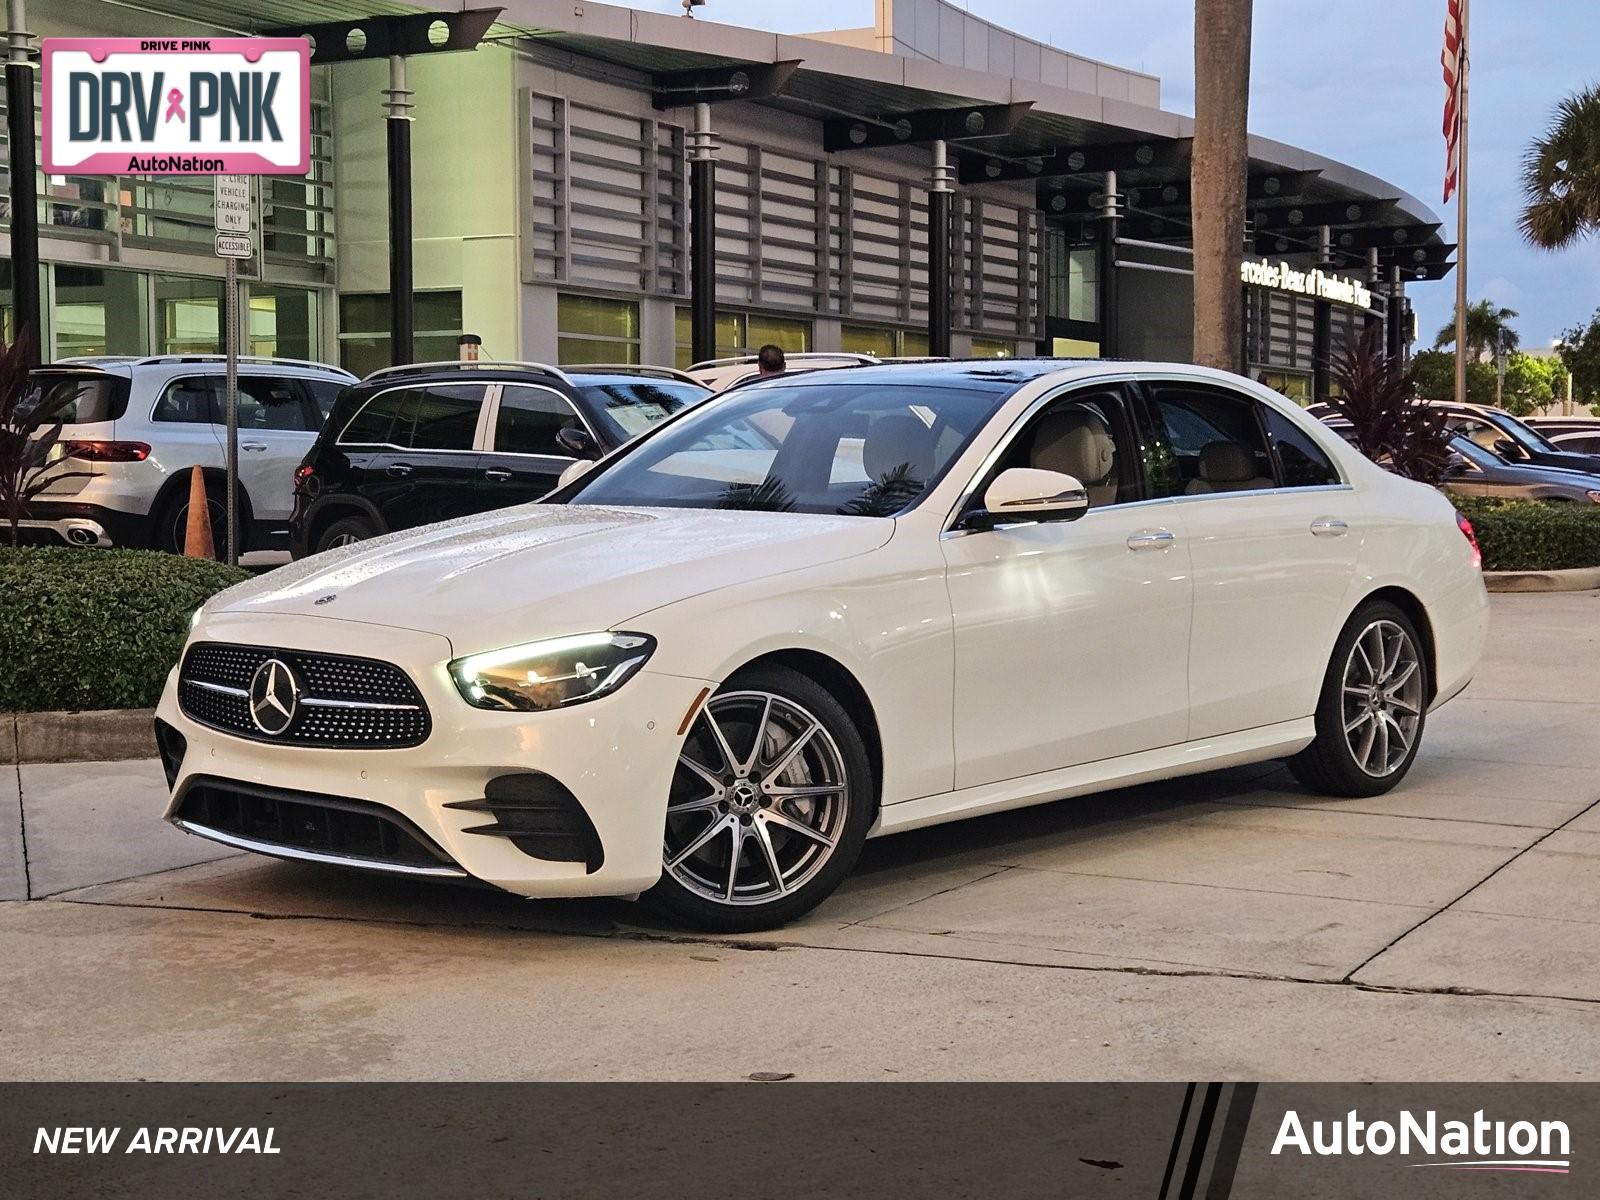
[1097,169,1121,358]
[1363,247,1385,347]
[384,55,414,366]
[1239,217,1254,374]
[927,139,953,358]
[1311,225,1333,400]
[689,102,717,366]
[7,0,38,361]
[1386,267,1407,364]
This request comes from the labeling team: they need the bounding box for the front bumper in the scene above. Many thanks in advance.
[156,611,710,898]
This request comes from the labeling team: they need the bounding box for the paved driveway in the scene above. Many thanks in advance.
[3,592,1598,1080]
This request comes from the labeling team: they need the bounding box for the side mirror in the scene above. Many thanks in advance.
[556,425,599,459]
[1444,453,1468,476]
[557,458,595,489]
[966,468,1089,530]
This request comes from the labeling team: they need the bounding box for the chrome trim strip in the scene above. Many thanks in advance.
[187,679,248,698]
[186,679,421,710]
[170,818,470,879]
[300,696,422,712]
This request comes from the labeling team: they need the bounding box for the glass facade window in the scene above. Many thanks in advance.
[557,294,640,365]
[338,291,463,377]
[249,286,319,361]
[674,308,813,367]
[969,337,1016,359]
[53,266,147,357]
[155,275,224,355]
[1068,248,1099,324]
[840,325,931,358]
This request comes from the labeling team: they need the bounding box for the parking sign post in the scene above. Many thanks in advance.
[214,174,252,566]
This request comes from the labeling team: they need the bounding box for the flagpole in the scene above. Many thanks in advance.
[1453,0,1470,405]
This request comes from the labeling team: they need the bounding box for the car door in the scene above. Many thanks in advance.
[1139,379,1359,740]
[476,382,590,507]
[335,382,486,532]
[940,384,1194,790]
[230,374,321,523]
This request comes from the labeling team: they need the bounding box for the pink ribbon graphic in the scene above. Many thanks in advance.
[164,88,185,123]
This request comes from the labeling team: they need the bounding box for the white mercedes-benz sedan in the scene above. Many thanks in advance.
[156,360,1488,931]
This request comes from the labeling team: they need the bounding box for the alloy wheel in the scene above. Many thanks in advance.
[325,532,362,548]
[664,690,851,906]
[1341,619,1423,778]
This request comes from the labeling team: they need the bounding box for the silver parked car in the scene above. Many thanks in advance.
[24,355,355,553]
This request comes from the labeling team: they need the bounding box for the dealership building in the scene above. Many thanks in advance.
[23,0,1451,396]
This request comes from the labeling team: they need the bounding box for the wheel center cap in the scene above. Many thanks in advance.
[729,780,761,814]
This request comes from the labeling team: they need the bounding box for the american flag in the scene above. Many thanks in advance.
[1442,0,1466,202]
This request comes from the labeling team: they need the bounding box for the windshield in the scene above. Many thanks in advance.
[579,380,709,442]
[566,378,1007,516]
[1493,411,1557,453]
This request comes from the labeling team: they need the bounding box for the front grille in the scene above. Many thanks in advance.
[173,777,460,874]
[178,641,432,748]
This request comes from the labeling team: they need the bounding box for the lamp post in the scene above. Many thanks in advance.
[6,0,38,361]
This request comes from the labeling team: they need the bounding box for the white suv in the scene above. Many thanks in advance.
[24,355,355,553]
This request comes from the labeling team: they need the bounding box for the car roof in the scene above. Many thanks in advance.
[566,372,709,390]
[57,355,355,381]
[741,357,1281,394]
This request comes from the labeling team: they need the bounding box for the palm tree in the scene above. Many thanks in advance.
[1191,0,1254,372]
[1433,299,1520,361]
[1520,85,1600,250]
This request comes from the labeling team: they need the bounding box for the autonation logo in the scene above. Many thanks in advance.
[1272,1108,1571,1175]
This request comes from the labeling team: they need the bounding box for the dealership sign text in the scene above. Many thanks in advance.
[42,38,309,175]
[1240,258,1374,310]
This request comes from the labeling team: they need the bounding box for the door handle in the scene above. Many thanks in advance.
[386,463,413,477]
[240,442,267,452]
[1126,529,1176,551]
[484,468,513,482]
[1310,518,1349,537]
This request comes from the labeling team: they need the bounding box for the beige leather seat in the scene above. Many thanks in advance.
[1185,441,1274,494]
[1028,409,1118,508]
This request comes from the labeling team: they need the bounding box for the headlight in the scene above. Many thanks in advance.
[449,632,656,712]
[189,605,205,632]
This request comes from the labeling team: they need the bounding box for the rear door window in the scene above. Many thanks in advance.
[1261,406,1341,487]
[237,375,316,433]
[152,377,224,424]
[409,384,484,451]
[1146,383,1274,497]
[338,384,486,450]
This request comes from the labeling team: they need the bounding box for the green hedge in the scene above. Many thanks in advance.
[1451,497,1600,572]
[0,547,250,712]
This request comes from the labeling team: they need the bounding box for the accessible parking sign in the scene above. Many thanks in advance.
[41,37,309,175]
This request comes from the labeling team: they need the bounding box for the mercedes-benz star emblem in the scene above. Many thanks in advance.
[248,658,300,736]
[314,593,337,606]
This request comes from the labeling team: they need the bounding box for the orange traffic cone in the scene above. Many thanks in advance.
[183,466,215,559]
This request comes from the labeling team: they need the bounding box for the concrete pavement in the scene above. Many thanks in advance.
[2,592,1598,1080]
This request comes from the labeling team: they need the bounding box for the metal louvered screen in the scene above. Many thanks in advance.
[522,90,686,295]
[955,196,1043,339]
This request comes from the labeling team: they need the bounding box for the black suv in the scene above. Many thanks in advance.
[289,362,710,557]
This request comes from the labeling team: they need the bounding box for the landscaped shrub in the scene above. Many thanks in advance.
[0,547,249,712]
[1451,497,1600,572]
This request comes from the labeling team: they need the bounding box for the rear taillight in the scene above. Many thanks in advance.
[293,463,316,492]
[1456,511,1482,570]
[62,440,150,462]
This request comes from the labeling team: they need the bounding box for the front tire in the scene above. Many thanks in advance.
[644,664,875,932]
[1288,601,1429,797]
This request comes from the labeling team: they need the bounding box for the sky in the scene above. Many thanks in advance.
[637,0,1600,348]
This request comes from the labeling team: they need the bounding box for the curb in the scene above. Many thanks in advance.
[3,709,157,765]
[1484,566,1600,594]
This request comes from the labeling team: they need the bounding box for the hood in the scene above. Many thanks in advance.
[211,504,892,653]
